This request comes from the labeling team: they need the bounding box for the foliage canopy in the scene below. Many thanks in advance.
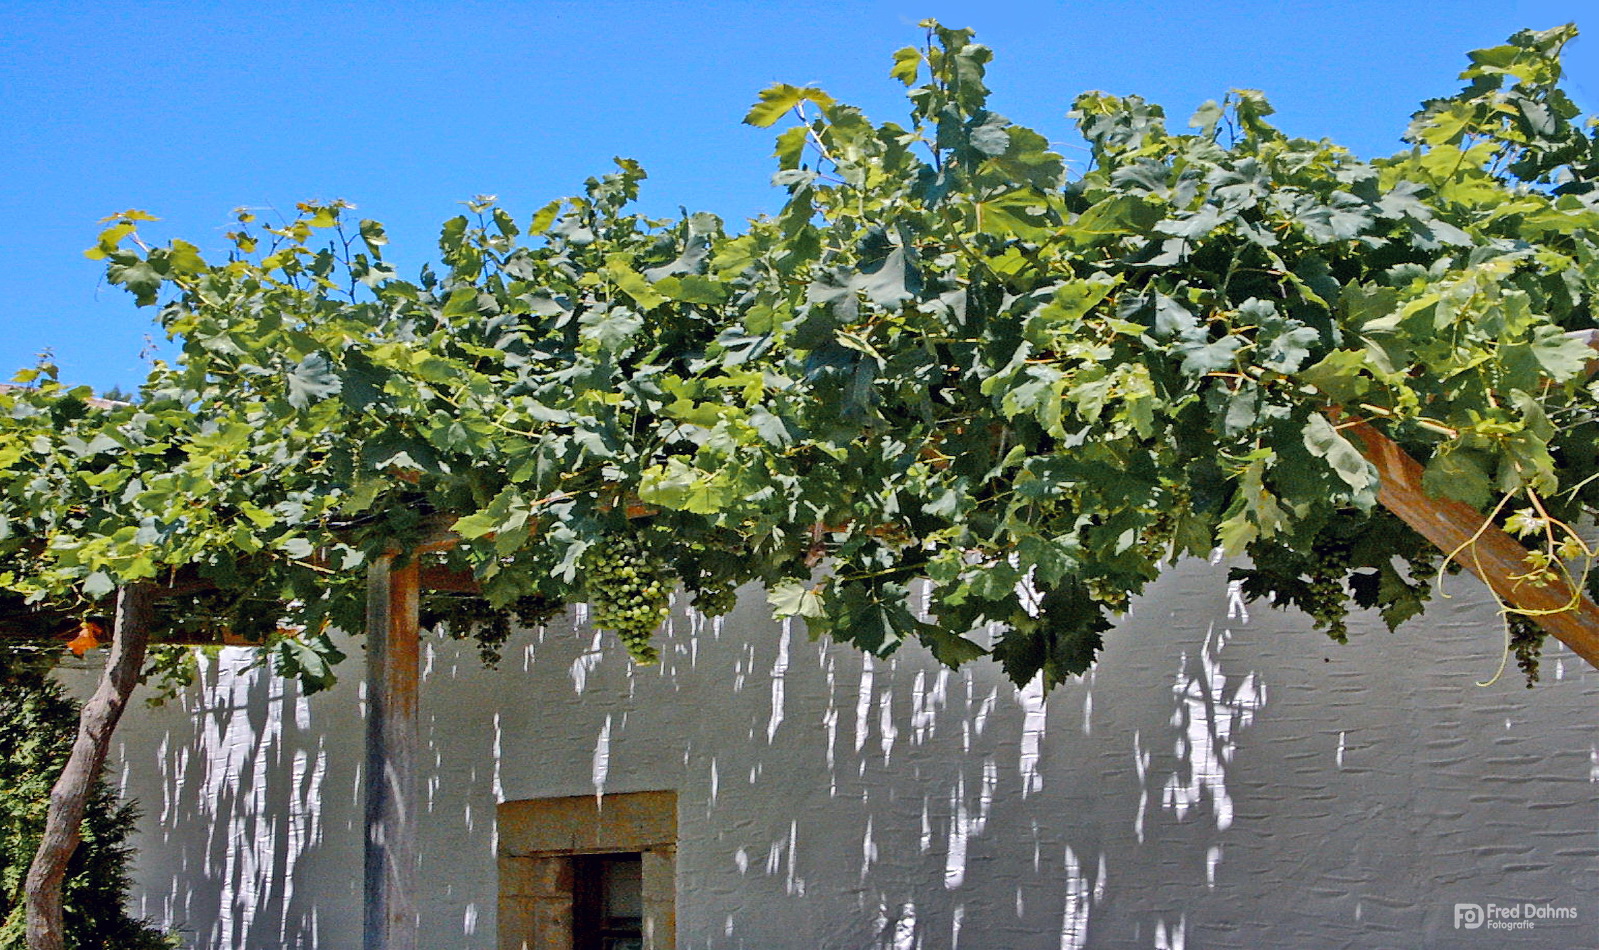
[3,22,1597,690]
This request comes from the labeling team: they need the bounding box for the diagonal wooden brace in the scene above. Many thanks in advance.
[1342,328,1599,670]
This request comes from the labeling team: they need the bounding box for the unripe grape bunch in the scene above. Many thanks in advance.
[1302,554,1351,645]
[690,582,738,618]
[582,539,672,664]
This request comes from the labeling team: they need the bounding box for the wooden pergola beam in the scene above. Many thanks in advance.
[418,563,479,593]
[1346,329,1599,670]
[1350,421,1599,668]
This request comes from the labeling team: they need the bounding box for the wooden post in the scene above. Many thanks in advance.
[1349,421,1599,669]
[365,554,421,950]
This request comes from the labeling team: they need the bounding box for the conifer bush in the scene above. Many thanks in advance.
[0,653,172,949]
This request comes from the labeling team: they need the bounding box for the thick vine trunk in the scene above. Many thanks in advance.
[24,584,154,950]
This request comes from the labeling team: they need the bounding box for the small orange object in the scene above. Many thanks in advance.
[66,620,104,656]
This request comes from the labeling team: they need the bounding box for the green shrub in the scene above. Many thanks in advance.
[0,651,174,949]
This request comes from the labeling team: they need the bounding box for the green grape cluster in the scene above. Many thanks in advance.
[1133,526,1171,567]
[1083,576,1131,611]
[1405,554,1442,585]
[1134,487,1188,567]
[690,583,738,618]
[583,540,671,664]
[423,592,509,660]
[1509,616,1546,688]
[1301,557,1351,644]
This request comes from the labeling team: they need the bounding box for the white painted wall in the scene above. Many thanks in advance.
[64,557,1599,949]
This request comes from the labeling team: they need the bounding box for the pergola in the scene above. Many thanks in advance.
[9,334,1599,950]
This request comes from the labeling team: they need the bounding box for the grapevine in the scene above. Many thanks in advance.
[7,23,1597,696]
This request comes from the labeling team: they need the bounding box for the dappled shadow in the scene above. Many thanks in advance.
[79,555,1599,949]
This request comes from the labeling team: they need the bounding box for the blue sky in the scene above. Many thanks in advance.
[2,0,1593,391]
